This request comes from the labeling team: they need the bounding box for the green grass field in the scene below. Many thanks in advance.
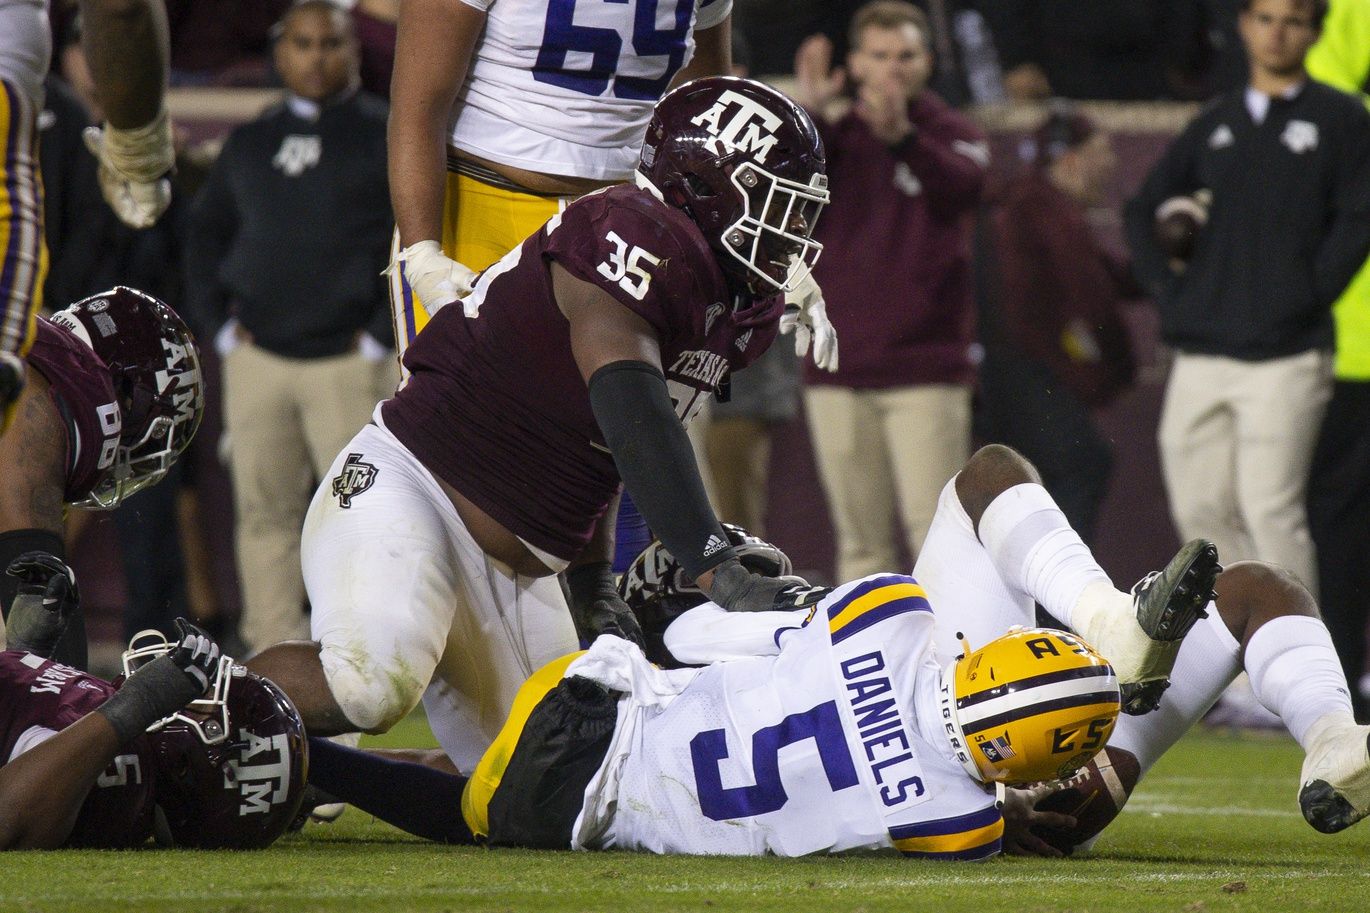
[4,717,1366,913]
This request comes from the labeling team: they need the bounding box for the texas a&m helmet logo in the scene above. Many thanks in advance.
[690,90,783,164]
[332,452,378,508]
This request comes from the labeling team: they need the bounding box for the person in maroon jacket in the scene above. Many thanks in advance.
[978,108,1139,544]
[792,0,989,582]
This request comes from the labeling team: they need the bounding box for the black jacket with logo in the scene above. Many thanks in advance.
[185,91,393,358]
[1124,81,1370,360]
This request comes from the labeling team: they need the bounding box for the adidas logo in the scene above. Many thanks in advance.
[702,534,728,557]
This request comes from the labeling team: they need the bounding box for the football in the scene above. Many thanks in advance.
[1027,745,1141,855]
[1153,190,1211,263]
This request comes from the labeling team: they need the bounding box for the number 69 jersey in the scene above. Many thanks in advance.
[451,0,732,181]
[580,575,1004,859]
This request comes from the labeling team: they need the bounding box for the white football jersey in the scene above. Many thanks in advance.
[573,575,1004,859]
[450,0,732,181]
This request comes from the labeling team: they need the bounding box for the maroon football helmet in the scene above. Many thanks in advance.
[49,286,204,509]
[638,76,828,296]
[119,630,308,850]
[619,524,794,668]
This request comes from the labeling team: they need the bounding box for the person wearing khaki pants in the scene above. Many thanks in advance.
[1158,349,1333,595]
[222,336,391,649]
[184,3,398,654]
[806,384,971,581]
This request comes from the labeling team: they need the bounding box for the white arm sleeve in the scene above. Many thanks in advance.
[663,602,811,665]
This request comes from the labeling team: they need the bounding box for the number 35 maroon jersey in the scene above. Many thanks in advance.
[381,184,784,564]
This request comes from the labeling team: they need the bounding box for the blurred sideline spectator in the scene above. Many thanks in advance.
[737,0,1005,106]
[1305,0,1370,719]
[980,105,1139,540]
[977,106,1139,545]
[793,1,988,580]
[184,1,395,654]
[981,0,1212,101]
[1124,0,1370,602]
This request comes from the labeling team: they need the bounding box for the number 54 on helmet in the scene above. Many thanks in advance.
[940,628,1121,785]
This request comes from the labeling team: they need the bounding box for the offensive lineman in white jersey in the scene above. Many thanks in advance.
[386,0,734,369]
[297,444,1225,858]
[0,0,175,433]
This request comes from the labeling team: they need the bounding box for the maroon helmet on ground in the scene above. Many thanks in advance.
[120,632,308,849]
[637,76,829,296]
[49,286,204,509]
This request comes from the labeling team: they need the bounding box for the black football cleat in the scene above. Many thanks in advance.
[1116,538,1221,715]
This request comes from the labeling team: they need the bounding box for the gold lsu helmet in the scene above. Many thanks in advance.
[939,628,1121,785]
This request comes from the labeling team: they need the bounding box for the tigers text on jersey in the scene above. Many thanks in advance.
[28,317,122,503]
[0,650,156,847]
[450,0,732,180]
[381,183,781,563]
[577,575,1004,859]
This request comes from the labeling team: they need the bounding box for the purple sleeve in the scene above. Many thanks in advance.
[544,191,707,343]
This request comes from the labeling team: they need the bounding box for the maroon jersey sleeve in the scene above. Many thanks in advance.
[26,319,122,504]
[0,651,156,847]
[544,186,726,345]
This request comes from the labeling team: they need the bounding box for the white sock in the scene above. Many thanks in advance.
[1246,615,1356,748]
[977,483,1113,627]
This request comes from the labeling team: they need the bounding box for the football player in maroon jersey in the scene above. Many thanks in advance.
[247,76,834,773]
[0,286,204,670]
[0,559,306,851]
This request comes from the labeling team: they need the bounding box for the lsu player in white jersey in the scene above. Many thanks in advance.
[386,0,734,375]
[624,446,1370,851]
[0,0,175,433]
[299,444,1228,858]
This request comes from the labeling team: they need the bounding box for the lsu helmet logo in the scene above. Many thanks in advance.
[332,452,378,508]
[691,90,783,163]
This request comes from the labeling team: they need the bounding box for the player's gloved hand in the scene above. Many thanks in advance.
[96,618,222,744]
[706,557,829,614]
[780,270,838,372]
[393,240,479,318]
[82,108,174,229]
[4,552,80,656]
[563,562,647,649]
[167,617,222,693]
[0,352,25,434]
[1000,782,1078,858]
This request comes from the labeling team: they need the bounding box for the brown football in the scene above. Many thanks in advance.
[1029,746,1141,855]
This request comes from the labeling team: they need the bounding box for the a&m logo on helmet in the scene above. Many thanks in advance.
[690,90,783,163]
[230,729,295,816]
